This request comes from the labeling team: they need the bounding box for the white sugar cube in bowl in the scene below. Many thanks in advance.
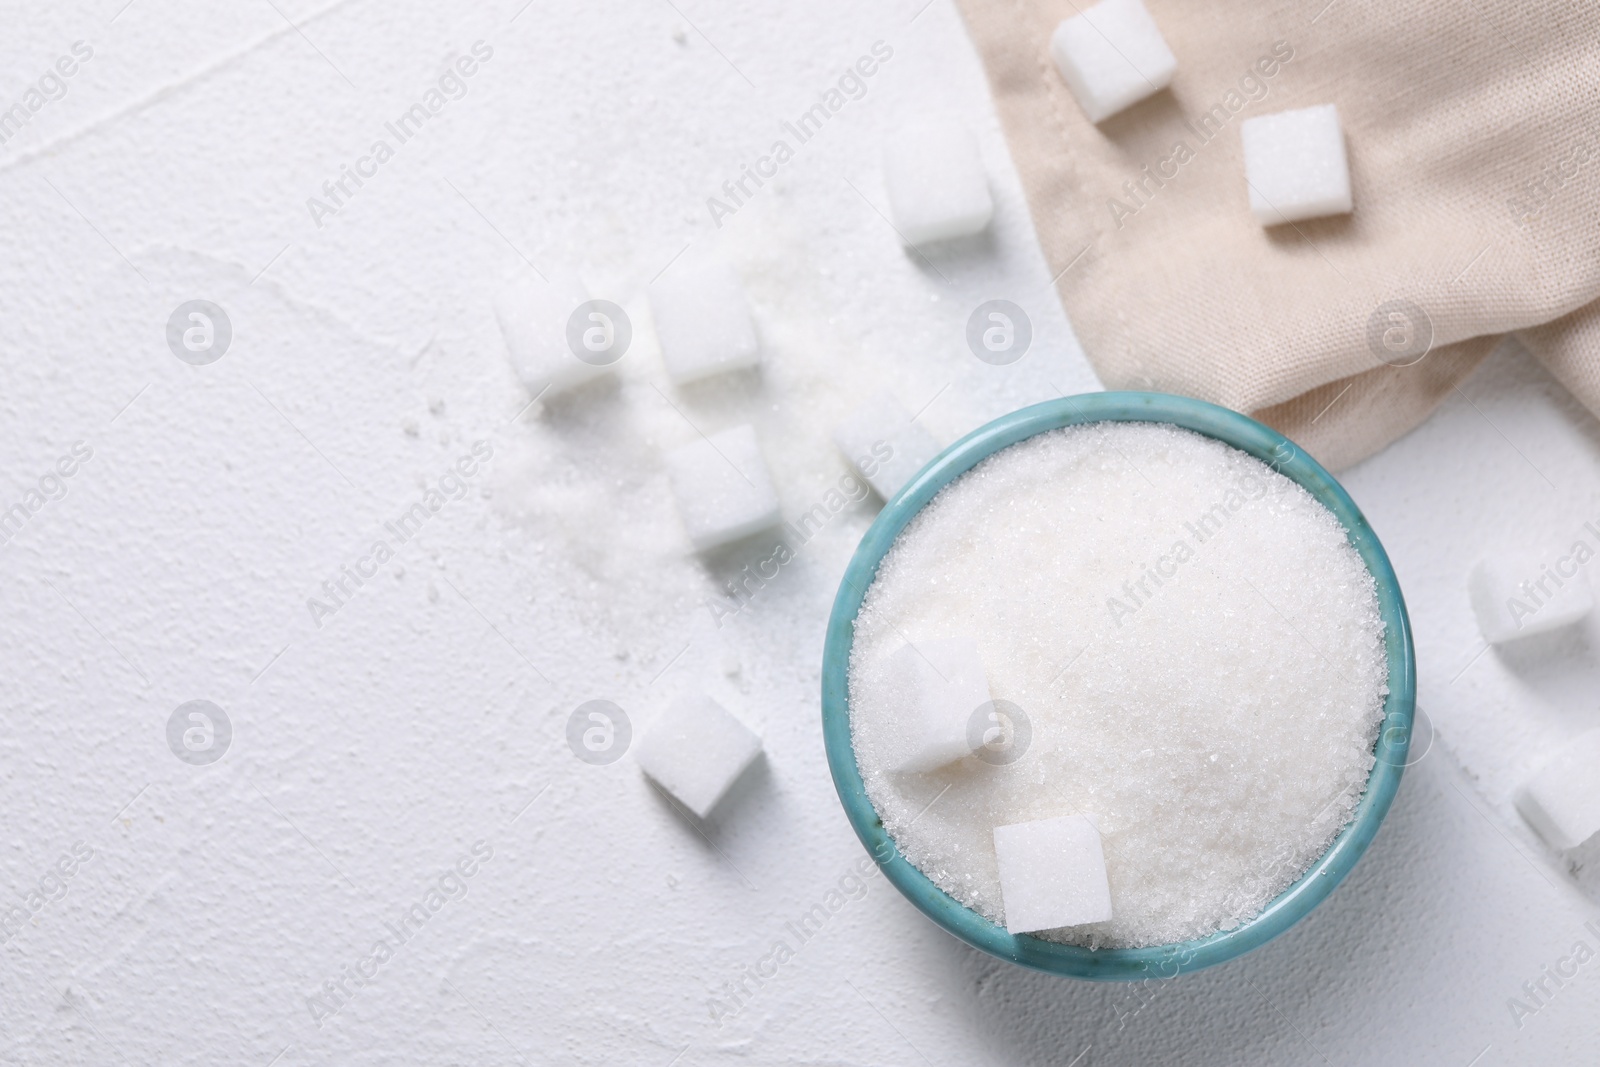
[994,815,1114,934]
[637,693,763,819]
[822,391,1415,979]
[882,123,994,247]
[665,423,781,552]
[1050,0,1176,123]
[879,637,992,773]
[1240,104,1353,225]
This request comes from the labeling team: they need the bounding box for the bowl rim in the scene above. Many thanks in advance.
[820,390,1416,980]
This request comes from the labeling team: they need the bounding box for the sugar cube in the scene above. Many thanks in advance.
[881,637,991,773]
[1240,104,1353,225]
[1515,730,1600,850]
[882,123,994,247]
[993,814,1114,934]
[1049,0,1176,124]
[650,260,760,385]
[665,423,781,551]
[636,693,762,819]
[1467,547,1593,645]
[491,269,612,399]
[832,391,941,500]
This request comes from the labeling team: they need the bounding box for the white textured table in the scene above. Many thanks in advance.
[0,2,1594,1064]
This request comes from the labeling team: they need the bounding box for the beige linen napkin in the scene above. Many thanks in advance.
[955,0,1600,469]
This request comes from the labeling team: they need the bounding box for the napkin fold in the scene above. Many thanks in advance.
[956,0,1600,468]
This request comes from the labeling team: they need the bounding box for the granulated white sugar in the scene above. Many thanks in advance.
[848,422,1388,948]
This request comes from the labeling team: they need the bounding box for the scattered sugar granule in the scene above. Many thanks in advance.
[848,422,1388,948]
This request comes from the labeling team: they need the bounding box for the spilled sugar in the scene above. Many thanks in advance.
[847,422,1388,948]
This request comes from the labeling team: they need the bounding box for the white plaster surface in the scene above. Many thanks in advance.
[0,2,1596,1064]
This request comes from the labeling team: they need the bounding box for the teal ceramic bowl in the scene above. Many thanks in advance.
[821,391,1415,980]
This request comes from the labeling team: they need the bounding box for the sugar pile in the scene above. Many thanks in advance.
[847,422,1388,948]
